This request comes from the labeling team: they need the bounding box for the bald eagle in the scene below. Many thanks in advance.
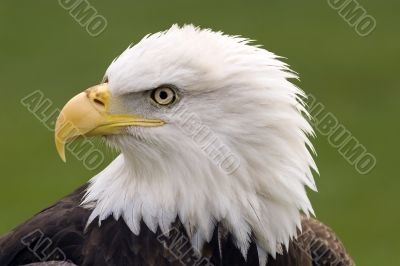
[0,25,354,266]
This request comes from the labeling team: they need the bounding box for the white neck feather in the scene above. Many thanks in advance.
[82,108,317,261]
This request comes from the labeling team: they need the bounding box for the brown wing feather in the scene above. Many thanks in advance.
[0,185,89,265]
[297,216,355,266]
[21,262,77,266]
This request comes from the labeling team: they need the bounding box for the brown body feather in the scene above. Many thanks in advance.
[0,186,354,266]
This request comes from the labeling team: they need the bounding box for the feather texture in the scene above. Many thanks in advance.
[0,186,354,266]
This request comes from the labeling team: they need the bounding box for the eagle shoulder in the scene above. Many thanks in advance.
[0,185,89,266]
[0,186,355,266]
[296,217,355,266]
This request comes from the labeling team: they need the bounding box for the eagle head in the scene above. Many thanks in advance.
[55,24,317,258]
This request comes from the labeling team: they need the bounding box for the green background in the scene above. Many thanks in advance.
[0,1,398,265]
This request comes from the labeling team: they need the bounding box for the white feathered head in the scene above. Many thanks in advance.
[55,24,318,259]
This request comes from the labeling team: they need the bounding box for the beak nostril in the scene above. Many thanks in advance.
[85,84,109,108]
[93,98,105,107]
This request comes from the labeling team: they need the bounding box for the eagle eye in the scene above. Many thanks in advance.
[150,86,177,106]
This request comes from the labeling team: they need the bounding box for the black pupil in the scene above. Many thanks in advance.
[159,90,169,100]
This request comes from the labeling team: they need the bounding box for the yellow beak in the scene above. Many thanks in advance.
[55,83,164,162]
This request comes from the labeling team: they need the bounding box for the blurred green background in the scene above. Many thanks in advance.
[0,0,398,265]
